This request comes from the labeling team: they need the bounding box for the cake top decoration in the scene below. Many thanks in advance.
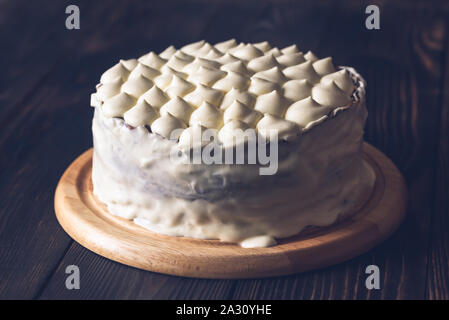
[91,39,357,146]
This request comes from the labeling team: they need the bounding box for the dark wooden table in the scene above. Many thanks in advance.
[1,0,448,300]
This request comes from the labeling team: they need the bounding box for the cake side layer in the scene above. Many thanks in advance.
[91,68,375,247]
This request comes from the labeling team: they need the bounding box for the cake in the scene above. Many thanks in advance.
[90,39,375,248]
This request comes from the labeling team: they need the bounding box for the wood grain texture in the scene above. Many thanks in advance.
[1,0,448,299]
[53,144,406,279]
[225,2,449,300]
[426,26,449,300]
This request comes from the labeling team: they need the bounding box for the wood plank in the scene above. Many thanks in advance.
[1,0,448,299]
[426,16,449,300]
[0,0,170,299]
[31,0,233,300]
[0,0,68,128]
[0,0,77,300]
[230,3,447,300]
[36,0,339,299]
[38,242,236,300]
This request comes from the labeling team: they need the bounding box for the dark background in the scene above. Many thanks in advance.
[1,0,448,299]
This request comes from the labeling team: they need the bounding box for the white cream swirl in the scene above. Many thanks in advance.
[218,120,251,147]
[247,54,278,72]
[93,40,356,144]
[283,61,320,83]
[254,90,288,117]
[151,112,186,139]
[184,84,223,107]
[160,96,194,122]
[285,96,333,128]
[212,71,249,91]
[312,80,351,107]
[256,114,299,140]
[223,100,261,126]
[121,75,153,98]
[100,61,130,83]
[140,86,169,108]
[220,88,255,110]
[102,92,135,118]
[124,100,158,127]
[138,52,167,69]
[283,79,312,101]
[189,101,222,129]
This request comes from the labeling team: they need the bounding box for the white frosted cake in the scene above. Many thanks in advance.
[90,39,375,248]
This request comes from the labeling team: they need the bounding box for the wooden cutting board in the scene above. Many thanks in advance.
[54,143,407,279]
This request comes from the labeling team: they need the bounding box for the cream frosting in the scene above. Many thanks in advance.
[187,66,226,86]
[214,39,238,52]
[120,59,138,71]
[283,79,313,101]
[304,50,318,61]
[151,112,186,139]
[283,60,320,83]
[218,119,251,147]
[220,60,251,76]
[253,41,272,52]
[312,80,351,107]
[102,92,135,117]
[220,88,254,109]
[93,40,357,147]
[140,86,168,108]
[123,100,158,127]
[100,61,130,83]
[159,45,176,59]
[178,123,208,150]
[184,84,224,107]
[121,75,153,98]
[215,53,240,65]
[189,101,222,129]
[321,69,355,95]
[254,90,288,117]
[96,81,121,101]
[91,40,372,248]
[276,52,306,67]
[181,40,205,54]
[248,77,279,95]
[212,71,249,91]
[223,100,261,126]
[184,57,220,73]
[267,47,282,57]
[160,96,193,122]
[281,44,299,54]
[174,50,194,62]
[129,63,161,80]
[247,54,278,72]
[165,75,195,98]
[313,57,336,76]
[256,114,299,140]
[253,66,287,83]
[138,52,167,69]
[203,47,223,60]
[165,54,191,71]
[285,96,333,128]
[231,44,263,60]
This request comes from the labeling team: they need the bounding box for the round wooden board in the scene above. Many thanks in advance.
[54,143,407,279]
